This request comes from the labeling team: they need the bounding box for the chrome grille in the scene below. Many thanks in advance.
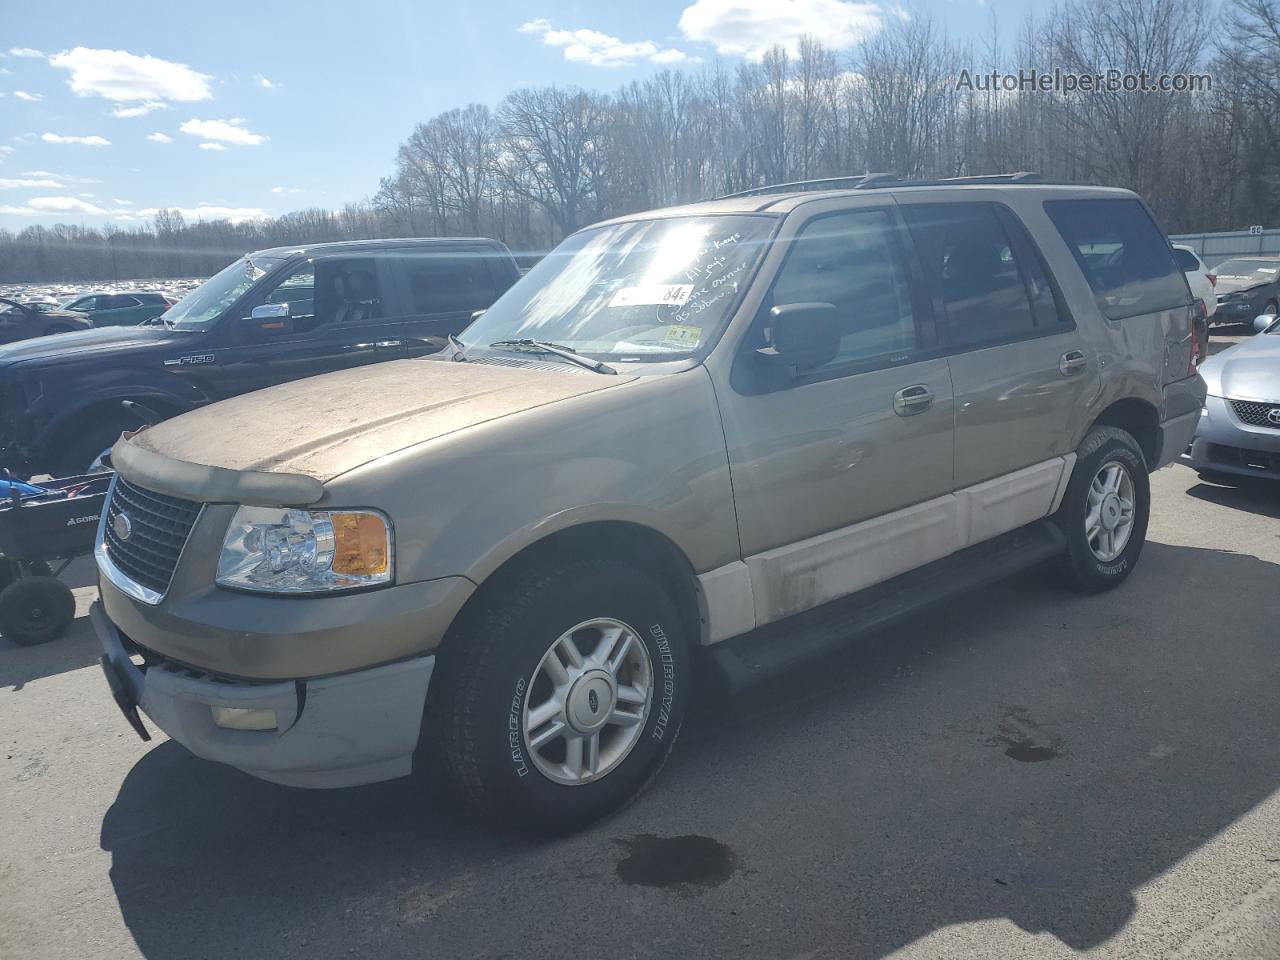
[103,478,201,596]
[1229,399,1280,429]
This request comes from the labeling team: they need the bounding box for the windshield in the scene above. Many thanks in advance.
[163,255,286,330]
[462,215,775,362]
[1215,259,1280,282]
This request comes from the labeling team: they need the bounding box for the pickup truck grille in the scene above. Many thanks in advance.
[103,478,201,596]
[1229,399,1280,429]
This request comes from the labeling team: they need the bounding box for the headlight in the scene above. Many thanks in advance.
[216,506,392,594]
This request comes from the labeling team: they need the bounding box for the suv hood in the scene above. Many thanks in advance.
[128,357,635,483]
[1200,334,1280,400]
[0,324,173,366]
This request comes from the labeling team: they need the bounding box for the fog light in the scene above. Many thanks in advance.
[211,706,278,731]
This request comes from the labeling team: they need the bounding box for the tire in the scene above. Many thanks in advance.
[0,576,75,646]
[52,410,135,477]
[0,560,53,593]
[1055,426,1151,594]
[1265,300,1279,317]
[434,558,690,832]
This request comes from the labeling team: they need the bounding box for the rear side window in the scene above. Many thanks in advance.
[398,254,499,315]
[901,202,1053,349]
[1172,247,1200,272]
[1044,198,1189,320]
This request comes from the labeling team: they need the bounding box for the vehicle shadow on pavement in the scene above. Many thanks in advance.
[1186,477,1280,519]
[100,541,1280,960]
[0,612,100,689]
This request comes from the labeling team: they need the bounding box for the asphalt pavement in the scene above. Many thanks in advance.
[3,348,1279,959]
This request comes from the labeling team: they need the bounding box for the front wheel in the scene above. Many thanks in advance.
[1055,426,1151,594]
[435,559,690,832]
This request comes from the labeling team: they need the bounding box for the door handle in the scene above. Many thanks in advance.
[375,340,402,348]
[893,384,934,416]
[1059,350,1088,375]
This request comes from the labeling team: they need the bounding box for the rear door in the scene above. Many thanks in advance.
[212,256,401,396]
[899,198,1099,490]
[383,249,514,358]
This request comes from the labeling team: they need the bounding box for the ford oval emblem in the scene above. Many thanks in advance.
[112,511,133,542]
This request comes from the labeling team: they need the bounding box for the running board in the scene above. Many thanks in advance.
[705,519,1066,690]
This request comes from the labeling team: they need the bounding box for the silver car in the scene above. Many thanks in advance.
[1184,315,1280,480]
[92,176,1204,831]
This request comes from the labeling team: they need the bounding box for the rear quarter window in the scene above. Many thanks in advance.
[1044,198,1189,320]
[1172,248,1200,272]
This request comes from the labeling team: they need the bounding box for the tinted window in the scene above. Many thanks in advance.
[902,202,1039,348]
[262,264,317,329]
[1172,247,1200,272]
[401,254,497,315]
[767,209,918,370]
[137,293,167,304]
[1044,198,1189,320]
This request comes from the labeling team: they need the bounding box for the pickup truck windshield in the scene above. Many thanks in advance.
[462,215,774,362]
[164,254,286,330]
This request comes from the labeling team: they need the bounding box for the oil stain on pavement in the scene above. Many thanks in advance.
[989,705,1063,762]
[614,834,736,889]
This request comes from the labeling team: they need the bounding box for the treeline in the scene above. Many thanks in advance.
[4,0,1279,283]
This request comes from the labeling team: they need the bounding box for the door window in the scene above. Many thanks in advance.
[902,202,1048,349]
[262,264,318,330]
[1044,198,1189,320]
[399,254,497,315]
[257,260,384,334]
[765,209,919,373]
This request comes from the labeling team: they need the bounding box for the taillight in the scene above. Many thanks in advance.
[1206,272,1216,288]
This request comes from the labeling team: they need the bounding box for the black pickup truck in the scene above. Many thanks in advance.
[0,238,521,476]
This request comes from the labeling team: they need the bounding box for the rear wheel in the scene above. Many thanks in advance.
[1055,426,1150,594]
[0,576,75,646]
[435,558,690,832]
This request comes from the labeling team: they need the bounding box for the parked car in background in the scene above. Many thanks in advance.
[1172,244,1217,319]
[60,291,175,327]
[1184,313,1280,481]
[0,297,93,342]
[1211,256,1280,326]
[0,238,520,477]
[92,176,1204,831]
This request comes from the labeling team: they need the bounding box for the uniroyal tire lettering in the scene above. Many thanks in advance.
[508,677,529,777]
[650,623,675,741]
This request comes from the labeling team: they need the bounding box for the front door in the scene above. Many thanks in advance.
[214,257,401,396]
[715,203,956,622]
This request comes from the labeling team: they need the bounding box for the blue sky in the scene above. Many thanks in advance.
[0,0,1036,232]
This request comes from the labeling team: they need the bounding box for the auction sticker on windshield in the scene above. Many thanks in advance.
[663,324,701,347]
[610,284,693,307]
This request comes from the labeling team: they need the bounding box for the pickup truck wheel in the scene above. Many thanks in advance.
[53,411,134,477]
[435,559,689,832]
[1055,426,1150,594]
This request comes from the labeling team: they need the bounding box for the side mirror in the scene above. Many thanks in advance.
[470,308,488,321]
[756,302,840,373]
[1254,314,1275,334]
[247,302,293,335]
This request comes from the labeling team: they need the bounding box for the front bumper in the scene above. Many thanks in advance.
[92,602,435,788]
[1181,394,1280,480]
[1213,299,1263,324]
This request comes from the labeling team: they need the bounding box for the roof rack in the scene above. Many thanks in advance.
[716,171,1043,200]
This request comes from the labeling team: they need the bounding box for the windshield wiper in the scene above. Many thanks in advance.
[487,339,617,375]
[447,333,468,361]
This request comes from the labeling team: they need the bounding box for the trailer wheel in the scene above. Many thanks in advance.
[0,576,75,646]
[0,560,52,593]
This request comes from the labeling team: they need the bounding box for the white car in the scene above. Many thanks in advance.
[1173,244,1217,319]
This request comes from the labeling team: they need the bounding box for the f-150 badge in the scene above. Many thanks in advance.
[163,354,216,366]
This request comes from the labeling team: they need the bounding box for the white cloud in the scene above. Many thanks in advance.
[113,197,133,205]
[518,20,693,67]
[136,204,268,224]
[0,69,11,76]
[253,73,274,89]
[179,117,266,146]
[198,142,226,151]
[271,185,303,194]
[146,132,173,143]
[20,169,100,183]
[13,90,42,102]
[0,146,15,155]
[112,100,166,118]
[49,47,213,102]
[42,132,111,146]
[678,0,884,59]
[28,195,108,214]
[0,176,64,188]
[8,48,44,59]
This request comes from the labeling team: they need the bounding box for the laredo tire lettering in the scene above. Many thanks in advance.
[508,677,529,777]
[650,623,675,742]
